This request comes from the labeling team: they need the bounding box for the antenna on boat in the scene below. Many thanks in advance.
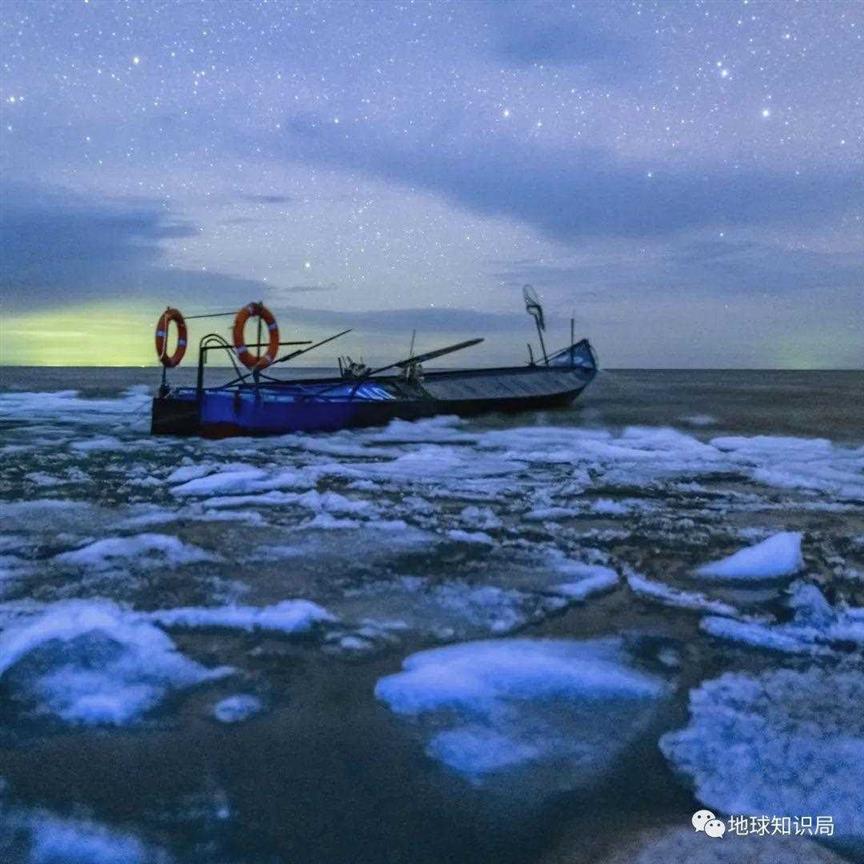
[408,329,416,360]
[523,285,548,365]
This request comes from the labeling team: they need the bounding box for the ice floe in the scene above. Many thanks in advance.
[660,667,864,856]
[376,638,668,786]
[0,386,151,429]
[626,572,741,617]
[0,600,230,726]
[592,825,848,864]
[695,532,804,581]
[590,498,632,516]
[55,533,215,570]
[0,803,172,864]
[146,600,335,633]
[551,562,620,601]
[0,499,98,533]
[341,576,570,644]
[700,582,864,655]
[711,435,864,500]
[212,694,263,723]
[446,529,495,545]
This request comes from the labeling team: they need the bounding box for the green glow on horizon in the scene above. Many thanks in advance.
[1,305,162,366]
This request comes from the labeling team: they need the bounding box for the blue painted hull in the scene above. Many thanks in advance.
[151,341,598,437]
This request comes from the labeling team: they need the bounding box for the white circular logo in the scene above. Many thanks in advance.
[705,818,727,838]
[692,809,715,832]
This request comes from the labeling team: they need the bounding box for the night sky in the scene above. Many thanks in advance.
[1,0,862,367]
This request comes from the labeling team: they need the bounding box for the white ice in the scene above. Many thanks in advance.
[695,532,803,581]
[700,582,864,654]
[212,694,263,723]
[0,386,151,429]
[55,533,215,570]
[627,572,741,617]
[0,600,230,726]
[551,561,620,601]
[146,599,335,633]
[660,667,864,856]
[376,638,667,784]
[7,809,165,864]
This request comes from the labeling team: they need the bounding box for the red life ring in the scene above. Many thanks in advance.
[155,307,188,368]
[233,302,280,369]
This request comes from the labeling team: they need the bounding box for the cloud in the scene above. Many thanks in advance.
[485,0,638,71]
[0,183,272,311]
[240,194,294,205]
[0,182,525,338]
[279,115,863,243]
[494,240,864,297]
[270,283,340,295]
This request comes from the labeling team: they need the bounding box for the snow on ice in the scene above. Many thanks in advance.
[212,694,263,724]
[695,532,804,581]
[0,600,230,726]
[627,572,741,617]
[376,638,668,786]
[0,804,170,864]
[660,667,864,857]
[146,600,336,634]
[55,533,215,571]
[700,582,864,655]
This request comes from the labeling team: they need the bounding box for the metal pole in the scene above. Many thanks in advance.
[196,342,206,401]
[535,319,548,365]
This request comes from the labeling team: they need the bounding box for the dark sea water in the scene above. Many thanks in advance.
[0,367,862,864]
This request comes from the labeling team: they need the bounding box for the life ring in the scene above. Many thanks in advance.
[232,302,280,369]
[155,307,188,367]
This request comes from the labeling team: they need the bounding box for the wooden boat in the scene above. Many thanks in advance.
[150,289,597,438]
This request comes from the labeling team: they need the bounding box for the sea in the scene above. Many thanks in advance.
[0,367,862,864]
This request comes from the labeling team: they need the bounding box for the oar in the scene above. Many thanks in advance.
[311,337,485,399]
[391,337,484,370]
[272,329,352,366]
[222,330,352,388]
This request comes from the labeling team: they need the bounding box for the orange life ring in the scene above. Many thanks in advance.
[155,307,188,368]
[232,302,280,369]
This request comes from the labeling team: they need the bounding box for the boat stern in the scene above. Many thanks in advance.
[151,393,200,436]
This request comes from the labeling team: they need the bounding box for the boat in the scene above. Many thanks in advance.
[150,287,597,438]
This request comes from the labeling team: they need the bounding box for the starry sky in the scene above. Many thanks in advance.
[1,0,862,367]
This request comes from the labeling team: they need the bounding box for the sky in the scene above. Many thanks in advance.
[0,0,862,368]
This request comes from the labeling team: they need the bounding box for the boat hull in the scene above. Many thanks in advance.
[151,344,598,438]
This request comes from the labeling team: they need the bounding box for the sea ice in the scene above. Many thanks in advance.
[700,582,864,654]
[376,638,667,787]
[591,825,847,864]
[343,577,569,642]
[0,805,170,864]
[0,600,230,726]
[55,533,215,570]
[695,531,803,581]
[146,599,336,633]
[591,498,631,516]
[0,386,151,428]
[212,694,263,723]
[627,573,740,617]
[551,561,620,601]
[446,529,495,545]
[660,667,864,856]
